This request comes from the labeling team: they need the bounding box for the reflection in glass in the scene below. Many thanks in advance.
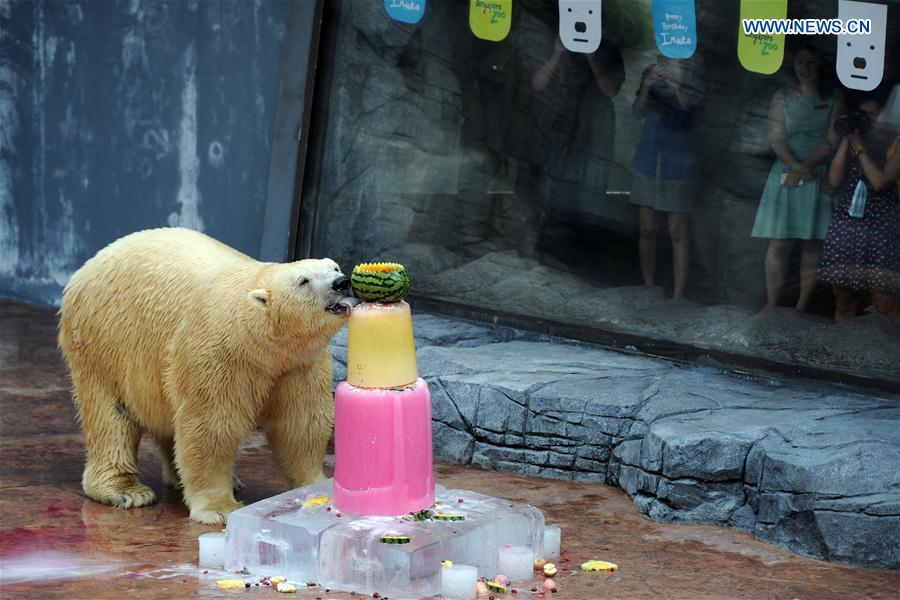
[751,43,842,312]
[819,86,900,324]
[306,0,900,384]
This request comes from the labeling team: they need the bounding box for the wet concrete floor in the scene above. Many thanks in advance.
[1,300,897,599]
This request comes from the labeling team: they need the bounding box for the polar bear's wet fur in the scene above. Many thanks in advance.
[58,228,350,524]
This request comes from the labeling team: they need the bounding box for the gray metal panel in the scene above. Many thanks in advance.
[0,0,297,306]
[259,0,321,263]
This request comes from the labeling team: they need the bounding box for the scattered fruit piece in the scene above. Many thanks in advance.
[216,579,244,588]
[581,560,617,572]
[494,575,509,586]
[543,563,557,577]
[441,560,453,568]
[379,535,410,544]
[486,580,507,594]
[270,576,287,585]
[302,495,330,508]
[276,581,297,593]
[432,513,465,521]
[534,558,547,571]
[542,579,557,593]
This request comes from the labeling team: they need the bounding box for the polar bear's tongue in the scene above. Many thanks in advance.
[337,297,362,311]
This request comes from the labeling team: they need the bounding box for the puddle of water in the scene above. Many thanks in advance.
[0,550,124,584]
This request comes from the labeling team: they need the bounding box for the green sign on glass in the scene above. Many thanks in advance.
[470,0,513,42]
[737,0,787,75]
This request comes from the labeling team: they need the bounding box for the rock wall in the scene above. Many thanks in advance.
[332,313,900,569]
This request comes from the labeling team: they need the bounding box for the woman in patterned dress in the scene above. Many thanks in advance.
[819,89,900,323]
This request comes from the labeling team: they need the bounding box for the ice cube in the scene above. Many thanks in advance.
[441,564,478,600]
[224,479,335,580]
[543,525,561,560]
[198,532,226,569]
[224,481,545,598]
[497,545,533,582]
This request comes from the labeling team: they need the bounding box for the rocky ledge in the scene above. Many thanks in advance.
[331,313,900,570]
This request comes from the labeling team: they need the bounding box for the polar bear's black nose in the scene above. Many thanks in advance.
[332,275,352,294]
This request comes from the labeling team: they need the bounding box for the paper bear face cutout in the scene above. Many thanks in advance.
[836,0,887,91]
[559,0,602,54]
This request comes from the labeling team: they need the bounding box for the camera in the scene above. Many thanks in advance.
[649,76,675,101]
[834,110,871,136]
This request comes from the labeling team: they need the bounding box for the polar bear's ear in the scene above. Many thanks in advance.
[248,288,270,309]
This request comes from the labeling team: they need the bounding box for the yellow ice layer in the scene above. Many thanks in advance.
[346,301,418,388]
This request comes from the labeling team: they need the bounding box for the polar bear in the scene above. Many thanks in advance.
[58,228,355,524]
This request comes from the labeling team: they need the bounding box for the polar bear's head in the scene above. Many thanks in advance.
[248,258,357,338]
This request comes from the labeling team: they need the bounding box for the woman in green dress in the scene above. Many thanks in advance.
[751,44,843,311]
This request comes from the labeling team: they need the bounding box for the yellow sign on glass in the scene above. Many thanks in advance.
[469,0,513,42]
[737,0,787,75]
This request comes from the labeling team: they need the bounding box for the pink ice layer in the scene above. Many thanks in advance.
[333,378,435,516]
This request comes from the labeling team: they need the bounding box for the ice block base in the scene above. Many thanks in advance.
[224,479,545,598]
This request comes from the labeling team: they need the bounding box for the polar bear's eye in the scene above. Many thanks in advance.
[299,278,309,286]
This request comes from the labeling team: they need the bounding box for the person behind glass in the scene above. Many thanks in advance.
[819,86,900,324]
[630,54,704,299]
[532,36,625,262]
[751,43,843,312]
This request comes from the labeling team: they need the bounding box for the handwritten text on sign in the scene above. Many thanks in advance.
[385,0,425,24]
[652,0,697,59]
[470,0,513,41]
[737,0,786,75]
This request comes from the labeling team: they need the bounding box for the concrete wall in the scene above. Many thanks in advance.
[0,0,298,306]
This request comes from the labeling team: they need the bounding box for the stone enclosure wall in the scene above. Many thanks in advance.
[332,313,900,570]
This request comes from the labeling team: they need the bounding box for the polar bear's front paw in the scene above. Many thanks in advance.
[190,499,244,525]
[84,474,157,509]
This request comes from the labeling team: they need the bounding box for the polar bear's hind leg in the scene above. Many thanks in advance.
[75,373,156,508]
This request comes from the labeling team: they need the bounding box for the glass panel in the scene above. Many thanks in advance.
[308,0,900,385]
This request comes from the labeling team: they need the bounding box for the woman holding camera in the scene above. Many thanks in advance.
[751,44,842,312]
[630,54,705,300]
[819,88,900,323]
